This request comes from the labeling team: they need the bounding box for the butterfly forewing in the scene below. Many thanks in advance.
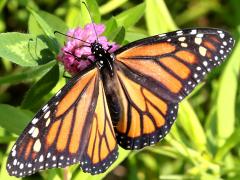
[6,67,118,177]
[114,28,235,103]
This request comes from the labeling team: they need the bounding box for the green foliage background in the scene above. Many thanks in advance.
[0,0,240,179]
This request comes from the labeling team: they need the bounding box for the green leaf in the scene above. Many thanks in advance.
[177,100,207,151]
[77,0,101,27]
[40,168,62,180]
[147,146,179,159]
[99,0,127,15]
[0,61,55,85]
[124,31,147,42]
[0,0,7,12]
[217,36,240,144]
[28,8,55,38]
[138,153,158,172]
[0,32,50,66]
[113,26,125,44]
[0,104,32,135]
[66,0,83,28]
[66,0,92,28]
[115,3,145,28]
[86,0,101,23]
[215,128,240,162]
[103,17,118,39]
[103,17,126,44]
[21,64,59,109]
[28,8,59,53]
[175,1,219,26]
[145,0,177,35]
[28,10,68,46]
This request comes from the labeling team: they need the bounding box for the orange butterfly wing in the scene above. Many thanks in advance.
[7,67,118,177]
[81,79,118,174]
[113,28,234,149]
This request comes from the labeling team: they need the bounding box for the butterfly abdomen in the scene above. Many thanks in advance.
[100,66,122,126]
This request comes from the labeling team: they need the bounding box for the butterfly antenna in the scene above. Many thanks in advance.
[82,1,99,42]
[54,31,91,46]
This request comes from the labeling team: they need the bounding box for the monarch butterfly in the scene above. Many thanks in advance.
[6,23,234,177]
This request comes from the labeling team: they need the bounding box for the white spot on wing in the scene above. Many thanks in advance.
[181,43,188,47]
[56,90,61,96]
[195,37,202,45]
[52,156,56,161]
[178,37,186,42]
[11,150,16,157]
[220,33,225,39]
[31,128,39,138]
[199,46,207,56]
[32,118,39,124]
[19,163,24,169]
[158,33,166,37]
[190,29,197,34]
[33,139,41,152]
[196,33,204,38]
[203,61,208,67]
[42,104,49,112]
[45,118,51,127]
[44,110,51,119]
[196,66,201,71]
[28,126,35,134]
[176,30,183,35]
[39,155,44,162]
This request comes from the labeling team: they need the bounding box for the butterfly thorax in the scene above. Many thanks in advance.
[91,41,114,76]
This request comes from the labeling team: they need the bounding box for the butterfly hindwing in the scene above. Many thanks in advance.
[81,79,118,174]
[114,28,235,103]
[115,69,178,149]
[6,67,118,177]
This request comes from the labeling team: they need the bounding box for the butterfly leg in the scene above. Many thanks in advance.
[64,51,92,62]
[107,45,113,52]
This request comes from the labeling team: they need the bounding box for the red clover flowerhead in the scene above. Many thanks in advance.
[57,23,119,75]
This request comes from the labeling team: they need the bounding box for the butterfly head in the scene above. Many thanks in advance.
[91,41,111,62]
[91,41,105,54]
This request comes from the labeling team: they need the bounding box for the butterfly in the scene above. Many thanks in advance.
[6,27,234,177]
